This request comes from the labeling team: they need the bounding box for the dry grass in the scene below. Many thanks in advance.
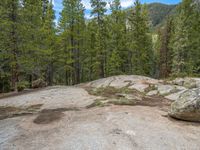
[86,99,108,108]
[108,98,136,106]
[86,86,172,110]
[86,86,139,98]
[0,104,43,120]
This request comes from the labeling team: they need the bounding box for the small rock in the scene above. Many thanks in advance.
[146,90,158,96]
[171,77,200,89]
[129,83,149,92]
[183,78,197,89]
[32,79,47,89]
[115,93,142,101]
[172,78,185,86]
[165,90,187,101]
[157,85,176,95]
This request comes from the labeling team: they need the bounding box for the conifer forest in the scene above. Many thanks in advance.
[0,0,200,92]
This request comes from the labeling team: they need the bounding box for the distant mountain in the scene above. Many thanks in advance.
[125,3,178,28]
[147,3,178,27]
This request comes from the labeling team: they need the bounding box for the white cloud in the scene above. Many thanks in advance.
[53,0,135,21]
[121,0,134,8]
[52,0,55,5]
[81,0,134,10]
[82,0,92,9]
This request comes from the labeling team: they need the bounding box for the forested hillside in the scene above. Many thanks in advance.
[0,0,199,92]
[127,3,177,27]
[147,3,177,27]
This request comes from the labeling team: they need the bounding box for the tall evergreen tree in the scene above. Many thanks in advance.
[107,0,127,75]
[83,20,99,81]
[158,17,173,78]
[170,0,199,76]
[0,0,20,91]
[189,0,200,74]
[20,0,44,86]
[42,0,56,85]
[90,0,107,78]
[42,0,49,20]
[59,0,85,85]
[128,0,153,75]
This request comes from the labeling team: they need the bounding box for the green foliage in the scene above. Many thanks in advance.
[1,0,199,93]
[58,0,85,85]
[17,81,29,92]
[170,0,200,76]
[126,2,178,29]
[157,17,174,78]
[106,0,127,75]
[147,3,177,27]
[90,0,107,78]
[86,99,106,108]
[128,0,153,75]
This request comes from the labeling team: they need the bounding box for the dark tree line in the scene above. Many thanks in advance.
[0,0,199,92]
[157,0,200,78]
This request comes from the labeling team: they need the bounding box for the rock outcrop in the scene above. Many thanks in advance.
[169,88,200,122]
[1,75,200,149]
[170,77,200,89]
[86,75,193,101]
[32,79,47,88]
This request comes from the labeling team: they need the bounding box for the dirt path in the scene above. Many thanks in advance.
[0,85,200,150]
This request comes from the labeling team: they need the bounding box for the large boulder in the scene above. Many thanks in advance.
[169,88,200,122]
[32,79,47,89]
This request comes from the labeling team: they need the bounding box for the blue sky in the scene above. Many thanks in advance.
[53,0,181,21]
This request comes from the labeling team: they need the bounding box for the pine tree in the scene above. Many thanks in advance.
[107,0,127,75]
[189,0,200,75]
[59,0,85,85]
[170,0,196,76]
[128,0,153,75]
[158,17,173,78]
[20,0,44,86]
[90,0,107,78]
[0,0,20,91]
[42,0,49,20]
[83,20,99,81]
[42,0,56,85]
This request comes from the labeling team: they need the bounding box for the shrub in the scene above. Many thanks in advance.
[17,81,29,92]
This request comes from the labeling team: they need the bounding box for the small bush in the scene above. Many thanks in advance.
[17,81,29,92]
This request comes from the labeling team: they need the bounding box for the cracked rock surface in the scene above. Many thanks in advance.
[0,75,200,150]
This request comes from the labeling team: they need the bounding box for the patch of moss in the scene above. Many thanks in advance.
[0,104,43,120]
[87,86,138,98]
[86,99,107,108]
[144,85,158,93]
[108,98,136,106]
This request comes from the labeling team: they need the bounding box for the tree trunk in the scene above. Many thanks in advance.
[47,62,53,86]
[11,0,18,91]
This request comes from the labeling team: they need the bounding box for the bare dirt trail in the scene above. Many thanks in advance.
[0,76,200,150]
